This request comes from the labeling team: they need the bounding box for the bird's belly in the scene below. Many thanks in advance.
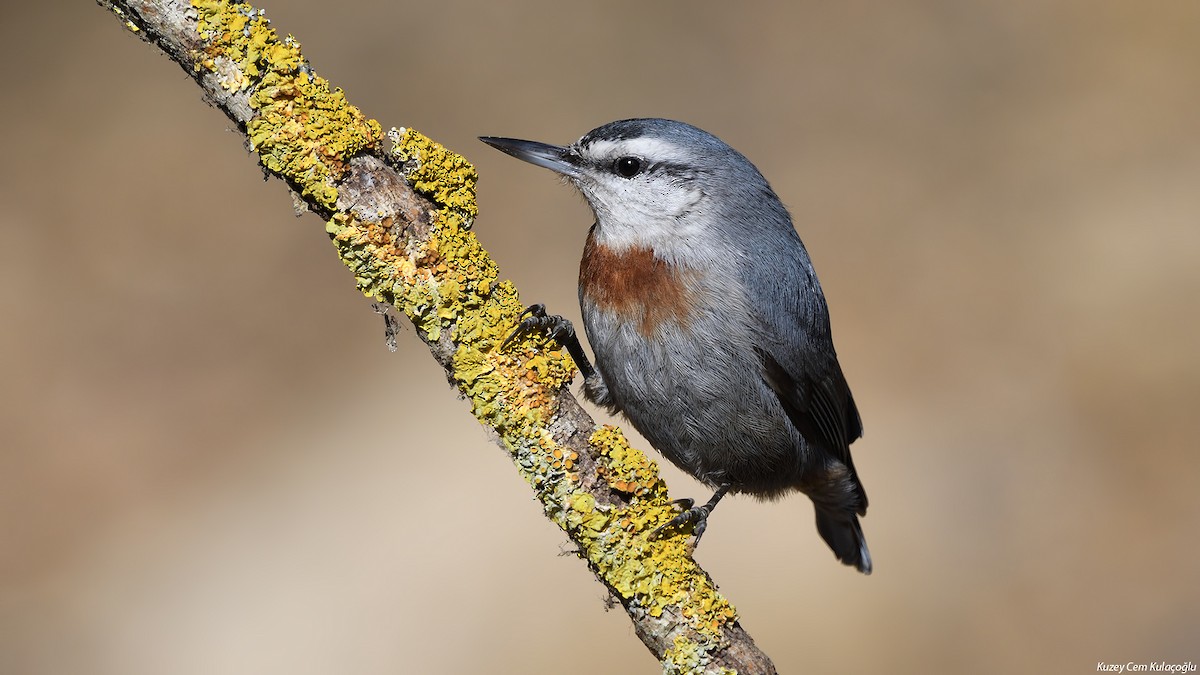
[582,307,804,494]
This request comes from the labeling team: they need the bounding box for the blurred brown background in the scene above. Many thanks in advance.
[2,2,1198,673]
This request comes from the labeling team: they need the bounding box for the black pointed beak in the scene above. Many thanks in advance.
[478,136,582,178]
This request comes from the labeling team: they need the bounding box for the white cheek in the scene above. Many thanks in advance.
[582,183,710,256]
[582,176,701,221]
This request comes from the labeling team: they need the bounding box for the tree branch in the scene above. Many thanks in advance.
[96,2,777,672]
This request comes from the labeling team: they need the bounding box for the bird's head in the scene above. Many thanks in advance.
[481,118,780,257]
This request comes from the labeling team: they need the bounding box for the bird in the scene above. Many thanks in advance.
[480,118,871,574]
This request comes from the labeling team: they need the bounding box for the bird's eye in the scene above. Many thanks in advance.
[613,156,642,178]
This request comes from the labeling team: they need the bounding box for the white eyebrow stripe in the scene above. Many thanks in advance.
[585,137,688,163]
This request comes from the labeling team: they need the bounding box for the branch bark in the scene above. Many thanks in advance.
[96,2,777,673]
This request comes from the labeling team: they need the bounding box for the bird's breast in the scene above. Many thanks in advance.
[578,233,698,337]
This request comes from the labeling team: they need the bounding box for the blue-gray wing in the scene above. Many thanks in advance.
[738,212,864,489]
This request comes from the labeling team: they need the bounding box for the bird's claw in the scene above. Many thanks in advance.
[504,303,577,350]
[650,498,714,547]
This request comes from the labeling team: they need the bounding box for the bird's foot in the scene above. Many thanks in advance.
[501,303,576,345]
[651,498,716,547]
[649,484,732,549]
[503,304,577,349]
[503,303,596,379]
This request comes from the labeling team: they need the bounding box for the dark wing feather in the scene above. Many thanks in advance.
[757,348,862,468]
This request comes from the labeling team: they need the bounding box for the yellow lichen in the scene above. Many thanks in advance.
[663,635,740,675]
[591,425,668,499]
[111,7,140,33]
[390,127,479,231]
[191,0,382,211]
[247,72,382,210]
[574,427,738,644]
[663,635,705,675]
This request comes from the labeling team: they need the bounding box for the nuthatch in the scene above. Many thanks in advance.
[481,118,871,574]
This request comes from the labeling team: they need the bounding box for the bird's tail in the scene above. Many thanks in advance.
[815,509,872,574]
